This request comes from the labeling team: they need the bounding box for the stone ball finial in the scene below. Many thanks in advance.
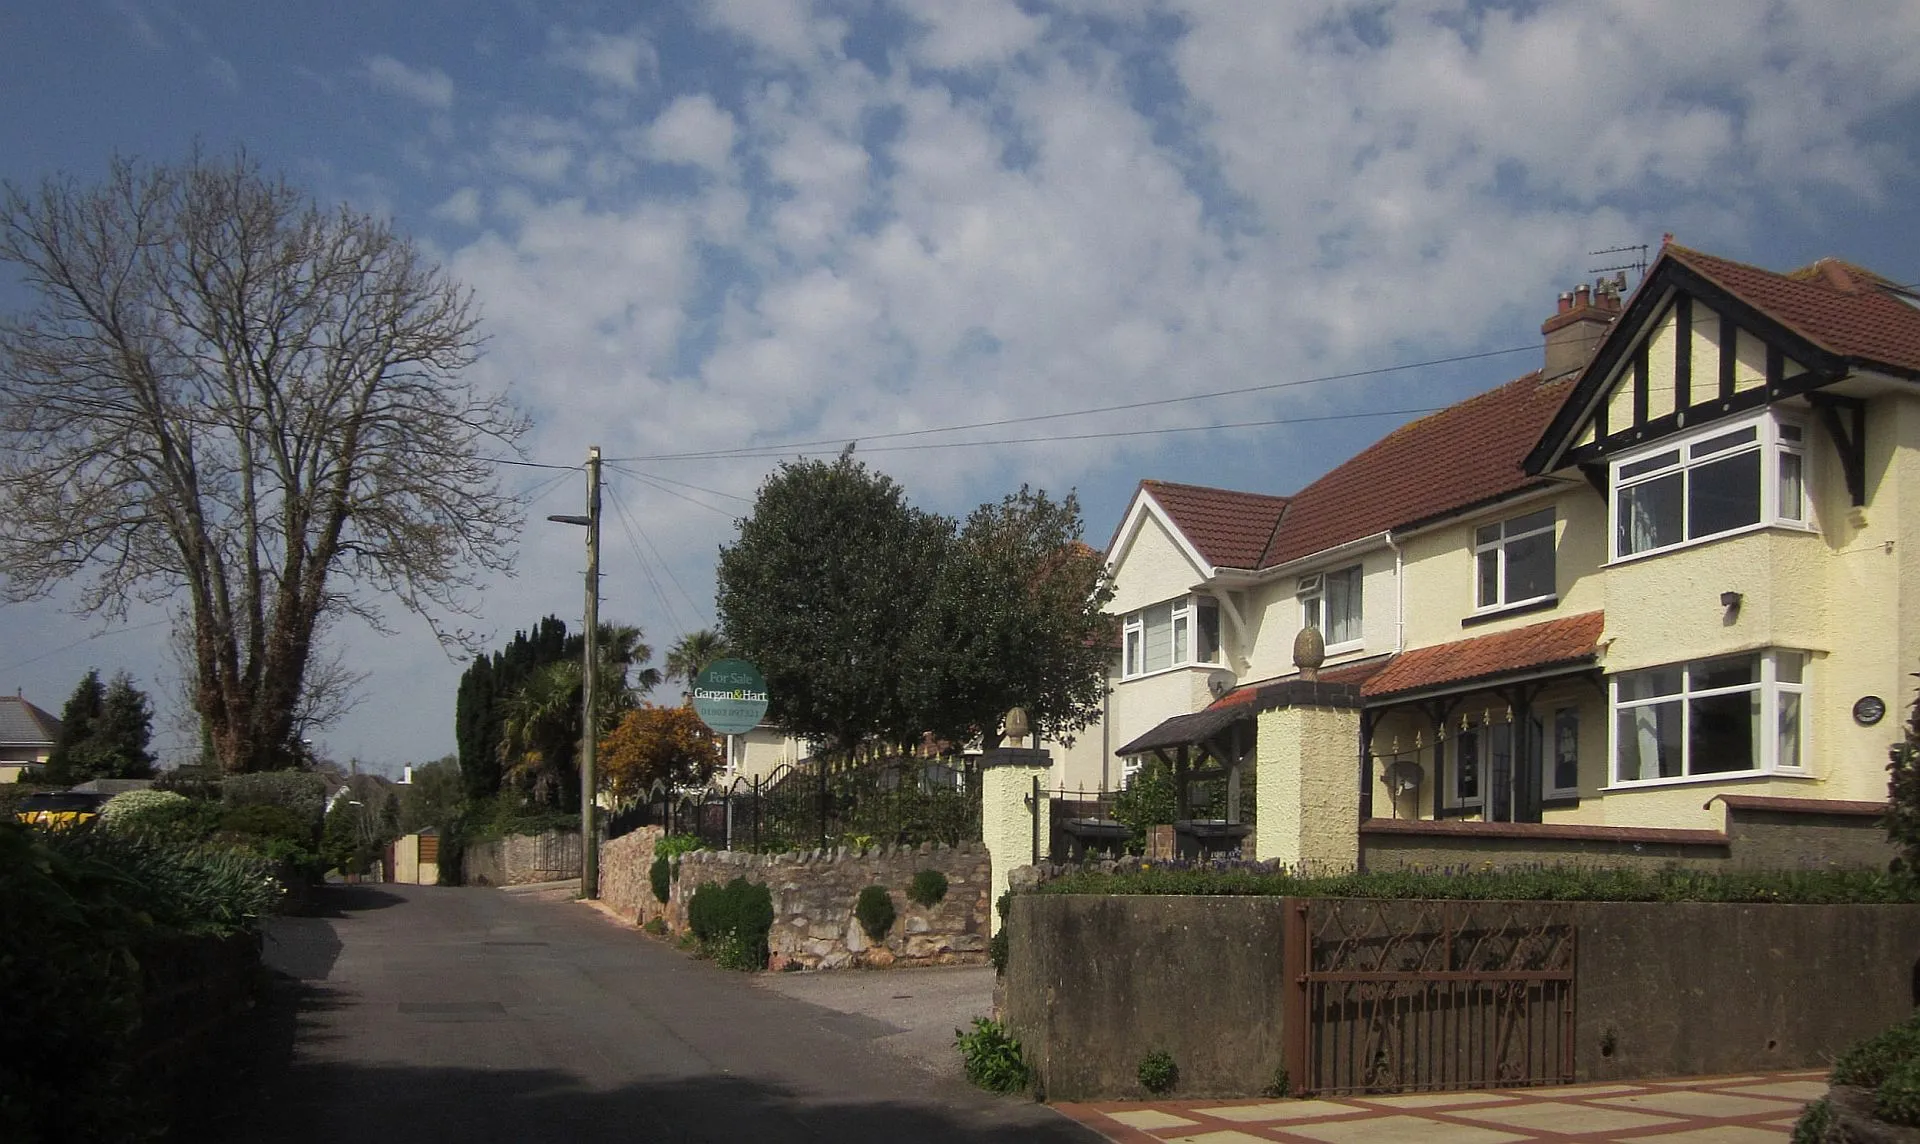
[1004,706,1030,747]
[1293,626,1325,681]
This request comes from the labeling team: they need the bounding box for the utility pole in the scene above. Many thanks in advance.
[581,445,601,900]
[548,445,602,899]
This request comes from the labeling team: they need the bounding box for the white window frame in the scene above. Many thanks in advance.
[1473,507,1557,611]
[1608,649,1808,788]
[1546,706,1580,799]
[1444,706,1580,809]
[1299,565,1363,651]
[1609,410,1809,562]
[1120,595,1221,680]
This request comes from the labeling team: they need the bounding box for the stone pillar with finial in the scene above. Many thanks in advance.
[980,706,1051,935]
[1253,627,1365,870]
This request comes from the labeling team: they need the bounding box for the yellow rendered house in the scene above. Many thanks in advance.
[1099,243,1920,861]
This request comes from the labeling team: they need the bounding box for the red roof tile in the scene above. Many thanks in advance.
[1259,373,1572,567]
[1668,245,1920,376]
[1134,480,1290,570]
[1361,611,1605,699]
[1212,654,1394,709]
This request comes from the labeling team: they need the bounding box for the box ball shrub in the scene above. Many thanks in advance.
[908,868,948,907]
[687,877,773,971]
[855,885,895,943]
[955,1018,1030,1094]
[1138,1049,1178,1094]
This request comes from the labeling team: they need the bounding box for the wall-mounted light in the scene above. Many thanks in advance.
[1719,591,1743,610]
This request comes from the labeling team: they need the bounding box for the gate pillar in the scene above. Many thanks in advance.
[1253,682,1364,870]
[981,746,1051,935]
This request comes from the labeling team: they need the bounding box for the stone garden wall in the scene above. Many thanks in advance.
[598,828,992,969]
[462,829,582,886]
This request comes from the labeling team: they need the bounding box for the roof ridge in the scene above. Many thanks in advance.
[1142,477,1289,501]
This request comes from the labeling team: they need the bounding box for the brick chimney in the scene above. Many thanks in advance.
[1541,276,1624,381]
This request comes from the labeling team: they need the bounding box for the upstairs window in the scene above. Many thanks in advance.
[1299,565,1363,648]
[1475,507,1556,610]
[1121,595,1220,678]
[1612,412,1807,559]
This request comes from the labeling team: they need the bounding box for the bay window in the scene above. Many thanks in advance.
[1611,412,1807,559]
[1611,650,1806,784]
[1121,595,1220,678]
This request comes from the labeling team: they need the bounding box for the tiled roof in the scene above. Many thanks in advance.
[1133,481,1290,570]
[1668,245,1920,376]
[1361,611,1605,700]
[1259,372,1572,566]
[0,696,61,746]
[1116,656,1392,756]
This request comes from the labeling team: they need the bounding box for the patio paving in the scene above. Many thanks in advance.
[1053,1070,1825,1142]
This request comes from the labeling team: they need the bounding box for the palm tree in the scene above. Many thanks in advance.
[498,621,662,807]
[664,629,730,699]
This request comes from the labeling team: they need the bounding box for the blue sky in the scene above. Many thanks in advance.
[4,0,1920,772]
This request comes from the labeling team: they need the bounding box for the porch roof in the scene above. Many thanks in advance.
[1361,611,1605,702]
[1115,656,1391,756]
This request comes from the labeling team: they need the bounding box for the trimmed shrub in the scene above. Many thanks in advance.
[101,791,222,846]
[99,788,186,827]
[686,877,773,971]
[1791,1096,1832,1144]
[989,891,1010,974]
[1832,1015,1920,1088]
[855,885,895,943]
[222,770,327,825]
[955,1018,1030,1094]
[1138,1049,1178,1094]
[908,868,949,907]
[220,803,316,844]
[650,834,702,903]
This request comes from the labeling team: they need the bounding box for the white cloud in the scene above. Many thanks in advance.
[701,0,846,62]
[432,187,483,226]
[549,27,657,91]
[365,54,455,110]
[897,0,1045,70]
[645,95,738,172]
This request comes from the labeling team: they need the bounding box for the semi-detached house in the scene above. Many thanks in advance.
[1091,242,1920,857]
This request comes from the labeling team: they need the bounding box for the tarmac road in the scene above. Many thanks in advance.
[233,882,1090,1144]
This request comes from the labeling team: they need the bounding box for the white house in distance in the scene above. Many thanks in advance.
[0,694,61,784]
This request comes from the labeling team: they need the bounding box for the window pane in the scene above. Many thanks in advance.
[1776,651,1804,684]
[1693,654,1757,692]
[1328,567,1361,643]
[1618,472,1683,554]
[1302,596,1321,635]
[1124,630,1141,676]
[1620,450,1681,480]
[1196,600,1219,664]
[1689,426,1758,458]
[1475,523,1500,546]
[1172,612,1189,665]
[1777,691,1802,769]
[1509,507,1555,536]
[1690,689,1758,773]
[1688,450,1762,538]
[1617,667,1683,701]
[1142,603,1173,672]
[1780,422,1804,442]
[1617,702,1683,781]
[1779,450,1805,522]
[1477,549,1500,608]
[1505,530,1555,601]
[1553,709,1579,793]
[1456,729,1479,801]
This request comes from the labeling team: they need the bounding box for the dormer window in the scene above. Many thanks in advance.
[1121,595,1220,679]
[1611,411,1808,560]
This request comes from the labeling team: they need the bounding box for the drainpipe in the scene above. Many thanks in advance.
[1385,532,1405,654]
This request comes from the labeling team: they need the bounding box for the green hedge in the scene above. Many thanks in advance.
[1033,862,1920,903]
[687,877,773,970]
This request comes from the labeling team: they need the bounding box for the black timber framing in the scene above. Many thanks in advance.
[1807,392,1869,506]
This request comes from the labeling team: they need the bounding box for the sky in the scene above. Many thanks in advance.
[3,1,1920,775]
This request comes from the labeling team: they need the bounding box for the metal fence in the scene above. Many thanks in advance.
[607,754,982,853]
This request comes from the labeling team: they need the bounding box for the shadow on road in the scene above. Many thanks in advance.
[199,974,1091,1144]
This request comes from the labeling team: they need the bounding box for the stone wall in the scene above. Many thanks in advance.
[463,829,583,886]
[599,829,993,969]
[1004,890,1920,1100]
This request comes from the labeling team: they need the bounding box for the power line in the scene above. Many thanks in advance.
[0,617,175,675]
[604,463,738,518]
[603,479,702,635]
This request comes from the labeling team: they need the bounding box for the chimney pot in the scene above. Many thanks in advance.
[1558,292,1573,314]
[1574,283,1591,308]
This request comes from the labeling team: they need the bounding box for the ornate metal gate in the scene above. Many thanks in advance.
[1282,898,1576,1096]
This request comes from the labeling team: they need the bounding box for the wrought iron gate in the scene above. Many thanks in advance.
[1283,898,1575,1096]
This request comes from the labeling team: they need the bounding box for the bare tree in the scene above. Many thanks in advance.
[0,151,528,773]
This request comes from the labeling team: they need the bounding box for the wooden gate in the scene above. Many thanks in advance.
[1282,898,1576,1096]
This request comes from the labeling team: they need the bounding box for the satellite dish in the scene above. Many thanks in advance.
[1206,669,1239,700]
[1385,760,1424,797]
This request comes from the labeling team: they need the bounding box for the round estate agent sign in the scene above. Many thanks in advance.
[691,659,770,736]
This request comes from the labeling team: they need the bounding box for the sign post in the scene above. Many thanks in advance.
[691,659,770,737]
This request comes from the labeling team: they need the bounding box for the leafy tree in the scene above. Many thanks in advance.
[664,629,730,699]
[1887,673,1920,871]
[496,622,657,809]
[455,616,571,803]
[45,669,105,784]
[0,151,527,774]
[399,756,464,834]
[599,704,723,800]
[908,486,1115,750]
[45,669,154,783]
[716,451,949,759]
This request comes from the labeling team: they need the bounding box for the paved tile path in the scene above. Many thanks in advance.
[1055,1070,1827,1143]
